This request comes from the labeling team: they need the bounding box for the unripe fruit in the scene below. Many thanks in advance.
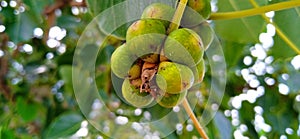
[111,44,136,78]
[187,0,211,19]
[156,62,194,94]
[126,19,166,41]
[128,62,142,80]
[156,90,187,108]
[122,79,154,108]
[192,59,205,83]
[164,28,204,67]
[141,3,175,28]
[126,33,165,63]
[190,21,213,50]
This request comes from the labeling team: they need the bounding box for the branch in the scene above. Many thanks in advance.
[182,98,209,139]
[209,0,300,20]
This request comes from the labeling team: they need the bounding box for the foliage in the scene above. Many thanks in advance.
[0,0,299,138]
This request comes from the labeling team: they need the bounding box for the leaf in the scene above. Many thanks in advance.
[215,0,267,43]
[271,5,300,59]
[16,97,39,122]
[23,0,53,23]
[5,12,38,43]
[44,113,83,139]
[213,111,232,139]
[86,0,126,17]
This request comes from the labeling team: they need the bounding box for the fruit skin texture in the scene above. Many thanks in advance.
[126,19,166,41]
[126,19,166,63]
[187,0,211,19]
[192,59,205,83]
[190,21,213,50]
[157,90,187,108]
[164,28,204,67]
[128,62,142,80]
[111,44,136,79]
[156,62,194,94]
[141,3,175,28]
[122,79,154,108]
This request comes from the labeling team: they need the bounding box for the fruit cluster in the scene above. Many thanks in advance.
[111,3,209,108]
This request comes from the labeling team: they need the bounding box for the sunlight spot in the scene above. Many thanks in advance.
[259,33,274,49]
[57,44,66,54]
[143,111,151,120]
[76,0,83,2]
[211,103,219,111]
[249,79,260,88]
[260,136,267,139]
[55,9,62,16]
[131,122,143,131]
[1,1,8,7]
[72,6,80,15]
[9,1,17,7]
[134,108,142,116]
[176,123,183,131]
[47,39,59,48]
[18,6,25,13]
[252,61,266,76]
[265,77,275,86]
[8,41,16,49]
[173,106,180,112]
[232,97,242,109]
[279,83,289,95]
[266,66,274,74]
[285,128,294,135]
[264,56,274,64]
[254,106,263,115]
[0,50,4,57]
[224,110,231,117]
[265,11,275,18]
[250,44,267,60]
[280,135,287,139]
[267,24,276,36]
[281,73,289,80]
[33,28,43,38]
[291,55,300,70]
[97,136,103,139]
[22,44,33,54]
[116,109,124,114]
[239,124,248,132]
[186,124,194,132]
[74,127,88,137]
[243,56,252,66]
[296,95,300,102]
[0,25,5,32]
[46,52,54,59]
[115,116,128,125]
[234,130,249,139]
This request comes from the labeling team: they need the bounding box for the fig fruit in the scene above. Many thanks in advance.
[156,61,194,94]
[122,79,154,108]
[164,28,204,67]
[141,3,175,28]
[156,90,187,108]
[111,44,137,78]
[192,59,205,83]
[128,62,142,80]
[187,0,211,19]
[190,21,213,50]
[126,19,166,41]
[126,33,165,63]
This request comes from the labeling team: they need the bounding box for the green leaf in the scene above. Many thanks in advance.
[44,113,83,139]
[86,0,126,17]
[271,6,300,59]
[5,12,38,43]
[23,0,54,23]
[215,0,267,43]
[16,97,39,122]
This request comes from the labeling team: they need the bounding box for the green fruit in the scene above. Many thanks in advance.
[164,28,204,67]
[141,3,175,28]
[190,21,213,50]
[156,90,187,108]
[126,19,166,41]
[187,0,211,19]
[111,44,137,78]
[128,62,142,80]
[126,33,165,63]
[122,79,154,108]
[192,59,205,83]
[156,62,194,94]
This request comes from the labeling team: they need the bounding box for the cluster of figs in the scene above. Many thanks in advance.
[111,1,212,108]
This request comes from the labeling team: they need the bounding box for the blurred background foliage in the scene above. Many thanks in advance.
[0,0,299,138]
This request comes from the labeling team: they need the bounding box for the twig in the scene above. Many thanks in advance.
[209,0,300,20]
[182,98,209,139]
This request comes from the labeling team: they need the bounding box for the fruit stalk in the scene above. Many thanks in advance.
[182,98,209,139]
[167,0,188,34]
